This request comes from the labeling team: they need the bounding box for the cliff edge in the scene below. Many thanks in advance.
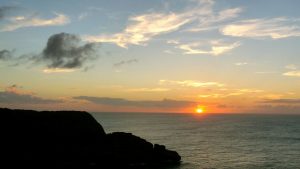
[0,108,181,168]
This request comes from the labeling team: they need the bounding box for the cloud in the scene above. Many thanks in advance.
[159,80,225,87]
[187,7,242,32]
[36,32,99,70]
[0,6,16,20]
[84,0,242,48]
[285,64,297,70]
[260,99,300,104]
[221,17,300,39]
[126,88,170,92]
[0,49,13,60]
[1,12,70,32]
[78,12,88,21]
[164,50,175,54]
[42,68,76,73]
[217,8,242,21]
[114,59,138,67]
[73,96,196,108]
[235,62,248,66]
[255,104,300,114]
[198,94,223,98]
[226,89,263,96]
[283,64,300,77]
[197,88,264,98]
[0,33,99,71]
[255,71,277,74]
[0,85,60,104]
[283,71,300,77]
[0,49,25,65]
[84,12,190,48]
[177,40,240,55]
[4,84,29,95]
[167,40,180,45]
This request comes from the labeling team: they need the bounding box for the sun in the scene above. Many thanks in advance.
[195,107,204,114]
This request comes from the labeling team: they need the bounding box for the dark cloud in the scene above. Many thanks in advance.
[73,96,196,108]
[114,59,138,67]
[0,6,16,20]
[0,91,61,104]
[0,85,61,104]
[37,32,99,69]
[253,99,300,114]
[0,49,30,67]
[255,104,300,114]
[0,33,99,70]
[0,49,13,60]
[260,99,300,104]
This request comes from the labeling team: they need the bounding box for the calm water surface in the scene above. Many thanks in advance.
[91,113,300,169]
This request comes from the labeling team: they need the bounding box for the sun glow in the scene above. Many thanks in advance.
[196,108,203,113]
[195,106,204,114]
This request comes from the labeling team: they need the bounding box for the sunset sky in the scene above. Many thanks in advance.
[1,0,300,113]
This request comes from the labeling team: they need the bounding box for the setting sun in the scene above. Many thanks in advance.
[195,108,204,114]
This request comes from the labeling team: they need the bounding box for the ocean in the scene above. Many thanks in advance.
[91,113,300,169]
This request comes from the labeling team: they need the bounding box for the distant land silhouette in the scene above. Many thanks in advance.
[0,108,181,169]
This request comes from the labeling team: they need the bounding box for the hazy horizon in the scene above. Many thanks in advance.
[1,0,300,114]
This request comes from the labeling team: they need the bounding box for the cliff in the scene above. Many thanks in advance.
[0,108,181,168]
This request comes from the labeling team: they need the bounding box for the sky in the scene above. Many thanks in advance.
[1,0,300,114]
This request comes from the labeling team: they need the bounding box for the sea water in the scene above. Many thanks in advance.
[91,113,300,169]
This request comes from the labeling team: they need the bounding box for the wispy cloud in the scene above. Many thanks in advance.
[177,40,240,55]
[260,98,300,104]
[84,12,190,48]
[78,12,88,21]
[259,94,284,100]
[283,71,300,77]
[285,64,297,70]
[231,89,264,96]
[255,71,277,74]
[73,96,196,108]
[164,50,175,54]
[235,62,248,66]
[187,7,242,32]
[84,0,242,48]
[283,64,300,77]
[159,79,224,87]
[198,88,264,98]
[0,85,60,104]
[4,84,31,95]
[113,59,138,67]
[43,68,76,73]
[1,12,70,32]
[198,94,223,98]
[221,17,300,39]
[167,40,180,45]
[126,88,170,92]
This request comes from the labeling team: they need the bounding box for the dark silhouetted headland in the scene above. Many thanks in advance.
[0,108,181,169]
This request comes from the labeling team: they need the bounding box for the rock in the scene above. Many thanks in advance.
[0,108,181,168]
[1,108,106,169]
[153,144,181,164]
[103,132,154,166]
[103,132,181,168]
